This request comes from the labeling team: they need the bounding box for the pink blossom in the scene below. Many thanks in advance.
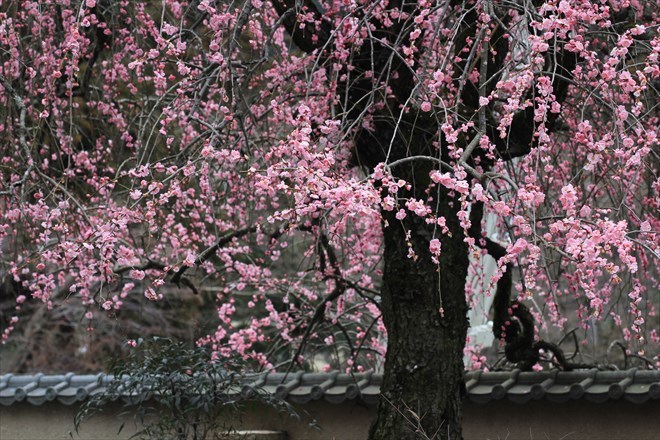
[429,239,441,255]
[491,201,511,216]
[144,288,158,301]
[559,184,578,212]
[129,270,145,280]
[429,171,453,187]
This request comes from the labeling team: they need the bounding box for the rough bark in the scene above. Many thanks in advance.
[364,120,470,439]
[370,199,469,440]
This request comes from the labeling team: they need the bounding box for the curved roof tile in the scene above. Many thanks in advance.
[1,370,658,407]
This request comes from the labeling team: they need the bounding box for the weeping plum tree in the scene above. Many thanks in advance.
[1,0,658,439]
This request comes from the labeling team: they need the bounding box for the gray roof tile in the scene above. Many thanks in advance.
[0,369,658,407]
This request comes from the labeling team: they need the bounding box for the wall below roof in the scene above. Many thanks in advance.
[463,400,660,439]
[1,399,659,440]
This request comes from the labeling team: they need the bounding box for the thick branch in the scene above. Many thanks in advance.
[170,225,257,285]
[492,39,578,160]
[468,201,593,371]
[270,0,332,53]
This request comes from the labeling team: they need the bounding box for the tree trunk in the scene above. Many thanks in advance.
[369,166,470,440]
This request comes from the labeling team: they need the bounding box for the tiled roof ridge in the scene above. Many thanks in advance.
[1,369,658,407]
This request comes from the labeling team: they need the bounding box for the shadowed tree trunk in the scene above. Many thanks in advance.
[371,169,470,439]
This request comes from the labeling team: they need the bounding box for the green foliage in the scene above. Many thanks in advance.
[74,338,298,439]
